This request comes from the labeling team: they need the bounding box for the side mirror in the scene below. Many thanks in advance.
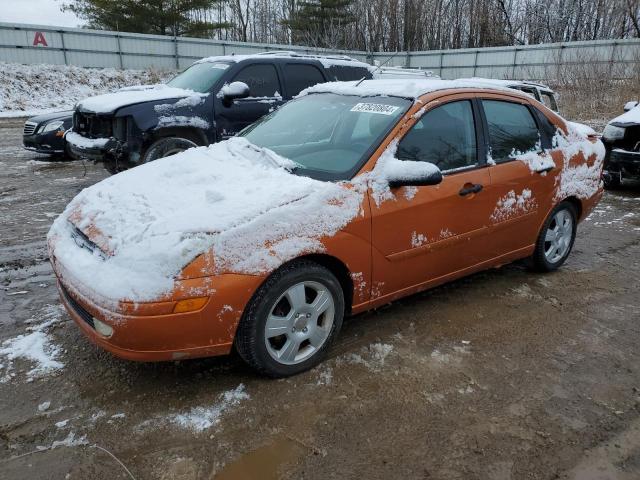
[387,162,443,188]
[220,81,250,107]
[623,101,638,112]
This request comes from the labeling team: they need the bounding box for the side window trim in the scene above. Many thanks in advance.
[478,97,542,165]
[231,62,283,99]
[401,98,483,176]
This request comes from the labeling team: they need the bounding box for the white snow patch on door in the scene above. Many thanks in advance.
[490,189,537,223]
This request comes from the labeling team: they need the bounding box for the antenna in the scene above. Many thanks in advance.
[355,51,401,87]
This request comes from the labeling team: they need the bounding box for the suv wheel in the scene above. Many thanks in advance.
[602,170,621,189]
[235,260,344,377]
[532,201,577,272]
[142,137,199,163]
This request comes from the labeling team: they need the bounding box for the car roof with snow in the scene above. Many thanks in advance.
[458,77,554,93]
[609,104,640,127]
[299,78,521,100]
[195,51,373,70]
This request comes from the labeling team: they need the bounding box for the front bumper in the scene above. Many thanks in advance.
[605,148,640,178]
[67,136,123,162]
[53,264,265,362]
[23,133,66,154]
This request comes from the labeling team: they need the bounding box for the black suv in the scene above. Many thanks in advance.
[602,101,640,188]
[67,51,372,172]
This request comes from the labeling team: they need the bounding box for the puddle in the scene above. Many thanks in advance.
[213,436,304,480]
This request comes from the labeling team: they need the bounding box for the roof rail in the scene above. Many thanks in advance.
[254,50,358,62]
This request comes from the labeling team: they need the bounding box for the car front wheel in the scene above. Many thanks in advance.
[235,260,344,377]
[141,136,199,163]
[532,201,577,272]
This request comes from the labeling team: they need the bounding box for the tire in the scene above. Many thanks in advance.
[531,201,577,272]
[235,260,345,378]
[141,136,199,163]
[602,170,621,189]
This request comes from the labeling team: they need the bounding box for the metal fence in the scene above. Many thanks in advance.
[1,22,639,80]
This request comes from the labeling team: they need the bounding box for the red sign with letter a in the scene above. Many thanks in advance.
[33,32,48,47]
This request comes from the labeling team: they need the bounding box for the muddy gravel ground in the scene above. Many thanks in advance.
[1,120,640,480]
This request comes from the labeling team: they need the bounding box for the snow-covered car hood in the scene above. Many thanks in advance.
[609,104,640,127]
[47,137,364,303]
[76,84,208,114]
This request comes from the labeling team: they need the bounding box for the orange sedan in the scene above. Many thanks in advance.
[48,79,604,377]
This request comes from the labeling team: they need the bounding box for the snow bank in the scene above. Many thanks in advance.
[48,137,365,303]
[77,84,208,114]
[0,62,174,117]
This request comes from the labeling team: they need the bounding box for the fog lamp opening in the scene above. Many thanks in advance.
[93,317,114,338]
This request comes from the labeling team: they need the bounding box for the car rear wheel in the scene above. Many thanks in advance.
[141,136,199,163]
[532,201,577,272]
[235,260,344,377]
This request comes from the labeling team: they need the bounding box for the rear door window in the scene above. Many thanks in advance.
[283,63,326,97]
[232,64,281,98]
[327,65,371,81]
[482,100,540,162]
[397,100,477,172]
[540,91,558,111]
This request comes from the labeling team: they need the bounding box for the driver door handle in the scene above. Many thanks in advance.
[459,183,483,196]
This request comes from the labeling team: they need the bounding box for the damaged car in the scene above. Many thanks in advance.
[49,79,604,377]
[602,101,640,188]
[66,51,372,173]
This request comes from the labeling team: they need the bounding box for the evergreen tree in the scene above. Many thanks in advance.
[284,0,356,48]
[62,0,229,37]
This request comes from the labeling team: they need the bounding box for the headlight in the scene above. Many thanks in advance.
[603,124,625,141]
[40,121,65,133]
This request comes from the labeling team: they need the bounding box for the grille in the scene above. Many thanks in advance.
[74,111,112,138]
[61,285,95,329]
[23,121,38,136]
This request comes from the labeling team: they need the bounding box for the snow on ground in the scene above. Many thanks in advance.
[342,343,394,371]
[0,305,65,381]
[168,384,249,432]
[0,63,174,117]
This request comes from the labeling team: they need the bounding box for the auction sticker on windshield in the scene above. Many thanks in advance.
[350,103,400,115]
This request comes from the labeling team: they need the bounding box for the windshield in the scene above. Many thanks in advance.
[240,93,410,180]
[166,62,230,93]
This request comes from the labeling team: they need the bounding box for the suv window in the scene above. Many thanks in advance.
[482,100,539,162]
[327,65,371,81]
[232,64,281,98]
[397,100,477,172]
[284,64,325,97]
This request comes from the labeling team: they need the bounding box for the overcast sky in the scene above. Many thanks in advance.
[1,0,81,27]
